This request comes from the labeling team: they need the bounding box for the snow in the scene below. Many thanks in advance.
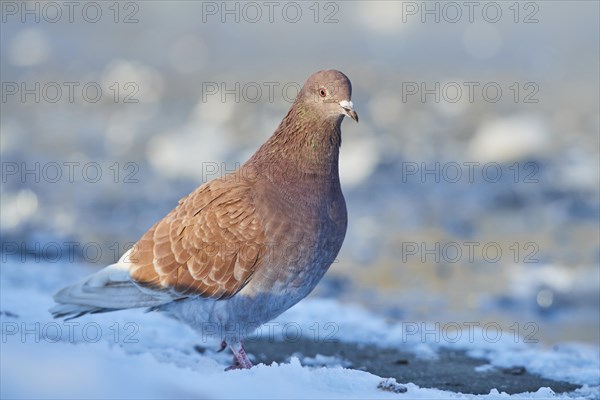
[1,260,598,399]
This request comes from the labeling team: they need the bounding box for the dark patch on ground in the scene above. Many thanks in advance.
[240,339,580,395]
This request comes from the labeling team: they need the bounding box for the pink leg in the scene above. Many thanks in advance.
[225,340,253,370]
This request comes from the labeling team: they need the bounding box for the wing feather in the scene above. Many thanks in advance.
[129,174,267,299]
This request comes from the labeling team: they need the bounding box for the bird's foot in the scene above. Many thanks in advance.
[224,359,243,371]
[225,340,253,370]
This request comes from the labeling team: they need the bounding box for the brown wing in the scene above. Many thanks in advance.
[128,174,266,299]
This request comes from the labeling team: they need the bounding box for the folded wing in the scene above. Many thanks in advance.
[129,175,267,299]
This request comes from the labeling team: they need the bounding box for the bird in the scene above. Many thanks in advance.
[50,69,358,369]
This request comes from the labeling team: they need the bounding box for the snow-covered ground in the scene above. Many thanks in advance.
[1,260,598,399]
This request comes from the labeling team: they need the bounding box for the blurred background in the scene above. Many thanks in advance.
[1,1,598,345]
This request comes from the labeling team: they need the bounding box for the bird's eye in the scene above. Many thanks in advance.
[318,88,327,97]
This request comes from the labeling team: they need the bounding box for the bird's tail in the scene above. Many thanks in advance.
[50,250,170,320]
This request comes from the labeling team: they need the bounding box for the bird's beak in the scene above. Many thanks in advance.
[339,100,359,123]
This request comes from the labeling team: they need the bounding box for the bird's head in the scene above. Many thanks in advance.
[297,69,358,123]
